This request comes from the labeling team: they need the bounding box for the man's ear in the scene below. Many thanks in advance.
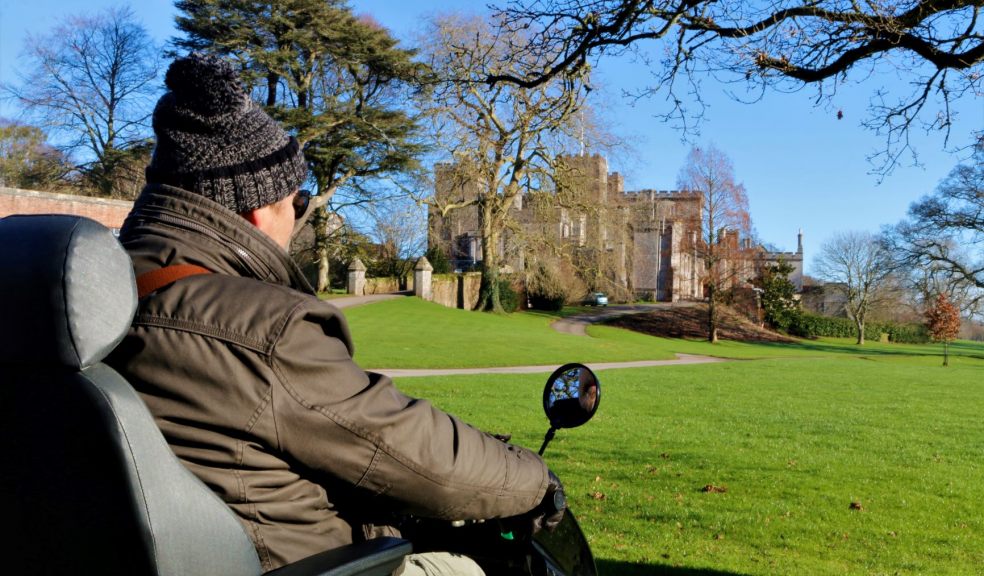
[241,209,261,227]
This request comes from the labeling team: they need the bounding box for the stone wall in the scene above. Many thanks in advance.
[428,272,481,310]
[364,276,413,295]
[1,187,132,231]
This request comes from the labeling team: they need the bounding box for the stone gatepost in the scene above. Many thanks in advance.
[414,256,433,301]
[347,258,366,295]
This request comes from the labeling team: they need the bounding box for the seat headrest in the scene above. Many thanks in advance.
[0,215,136,369]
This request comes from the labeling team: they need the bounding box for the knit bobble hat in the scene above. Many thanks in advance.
[145,53,307,213]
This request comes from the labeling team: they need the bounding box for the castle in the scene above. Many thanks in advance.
[429,154,803,301]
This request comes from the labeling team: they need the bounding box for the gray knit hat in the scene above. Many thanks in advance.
[145,53,307,213]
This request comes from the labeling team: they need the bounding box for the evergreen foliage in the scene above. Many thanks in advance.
[0,120,72,190]
[497,279,522,313]
[424,246,452,274]
[789,313,929,344]
[751,258,799,331]
[173,0,427,290]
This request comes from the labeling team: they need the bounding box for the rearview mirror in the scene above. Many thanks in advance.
[543,363,600,430]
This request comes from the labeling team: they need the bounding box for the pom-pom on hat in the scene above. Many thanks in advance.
[145,53,307,213]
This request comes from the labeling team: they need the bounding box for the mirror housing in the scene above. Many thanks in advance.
[543,363,600,430]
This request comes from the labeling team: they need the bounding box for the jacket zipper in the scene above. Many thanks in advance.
[144,210,274,280]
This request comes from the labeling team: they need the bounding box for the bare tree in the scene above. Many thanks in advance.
[421,14,586,312]
[491,0,984,174]
[2,6,159,195]
[884,141,984,315]
[814,231,895,345]
[356,196,429,282]
[677,144,752,343]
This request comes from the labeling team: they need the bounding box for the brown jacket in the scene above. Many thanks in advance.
[107,185,549,570]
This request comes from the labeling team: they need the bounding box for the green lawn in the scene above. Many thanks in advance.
[396,360,984,576]
[342,298,981,369]
[342,299,984,574]
[343,298,677,368]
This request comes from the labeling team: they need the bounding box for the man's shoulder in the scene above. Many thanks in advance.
[133,273,342,352]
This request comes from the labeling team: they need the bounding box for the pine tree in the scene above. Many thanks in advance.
[752,258,799,332]
[174,0,426,291]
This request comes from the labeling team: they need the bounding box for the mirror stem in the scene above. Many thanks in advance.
[538,427,556,456]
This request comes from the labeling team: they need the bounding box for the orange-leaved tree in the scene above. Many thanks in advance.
[925,293,961,367]
[677,144,752,343]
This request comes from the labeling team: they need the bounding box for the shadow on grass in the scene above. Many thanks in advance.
[739,339,984,361]
[597,559,747,575]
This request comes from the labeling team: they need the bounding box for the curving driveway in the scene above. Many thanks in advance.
[366,300,719,378]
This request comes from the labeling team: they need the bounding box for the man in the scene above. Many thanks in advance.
[107,53,562,575]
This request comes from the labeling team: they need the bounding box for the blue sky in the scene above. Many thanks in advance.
[2,0,981,275]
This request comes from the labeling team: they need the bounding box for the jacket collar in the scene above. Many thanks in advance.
[120,183,315,295]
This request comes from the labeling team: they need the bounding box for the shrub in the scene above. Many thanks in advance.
[424,247,452,274]
[789,313,929,343]
[526,262,572,311]
[884,322,930,344]
[497,279,521,312]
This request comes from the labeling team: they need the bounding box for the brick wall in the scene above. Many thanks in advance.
[0,187,133,231]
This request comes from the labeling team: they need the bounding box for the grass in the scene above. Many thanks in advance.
[342,297,982,369]
[341,298,984,574]
[395,360,984,576]
[343,298,676,368]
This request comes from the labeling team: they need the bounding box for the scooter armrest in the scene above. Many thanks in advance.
[264,537,412,576]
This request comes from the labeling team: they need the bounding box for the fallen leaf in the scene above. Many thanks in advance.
[702,484,728,493]
[590,491,606,500]
[849,501,863,511]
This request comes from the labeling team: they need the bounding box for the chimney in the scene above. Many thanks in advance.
[797,228,803,254]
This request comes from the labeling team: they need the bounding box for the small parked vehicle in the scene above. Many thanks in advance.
[584,292,608,306]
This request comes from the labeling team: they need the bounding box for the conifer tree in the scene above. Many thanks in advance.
[173,0,426,291]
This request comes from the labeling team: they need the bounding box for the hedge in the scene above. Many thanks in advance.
[789,313,929,343]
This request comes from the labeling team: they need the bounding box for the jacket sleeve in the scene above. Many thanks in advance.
[268,299,549,520]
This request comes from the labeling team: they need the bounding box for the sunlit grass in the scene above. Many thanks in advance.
[341,298,984,573]
[395,358,984,575]
[343,298,676,368]
[342,298,984,369]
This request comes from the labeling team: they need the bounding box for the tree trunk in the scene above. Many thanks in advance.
[316,248,330,293]
[855,318,865,345]
[475,212,503,313]
[707,284,718,343]
[943,341,950,367]
[266,72,278,107]
[314,207,331,293]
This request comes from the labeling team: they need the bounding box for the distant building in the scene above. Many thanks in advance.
[800,282,849,317]
[755,230,805,290]
[428,153,803,301]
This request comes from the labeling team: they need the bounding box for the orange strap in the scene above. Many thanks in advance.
[136,264,212,299]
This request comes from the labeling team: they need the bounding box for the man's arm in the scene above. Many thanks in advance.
[269,302,550,520]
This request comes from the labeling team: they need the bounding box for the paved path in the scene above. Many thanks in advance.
[331,294,721,377]
[329,291,412,309]
[374,354,724,378]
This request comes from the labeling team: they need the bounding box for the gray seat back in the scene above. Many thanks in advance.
[0,215,262,576]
